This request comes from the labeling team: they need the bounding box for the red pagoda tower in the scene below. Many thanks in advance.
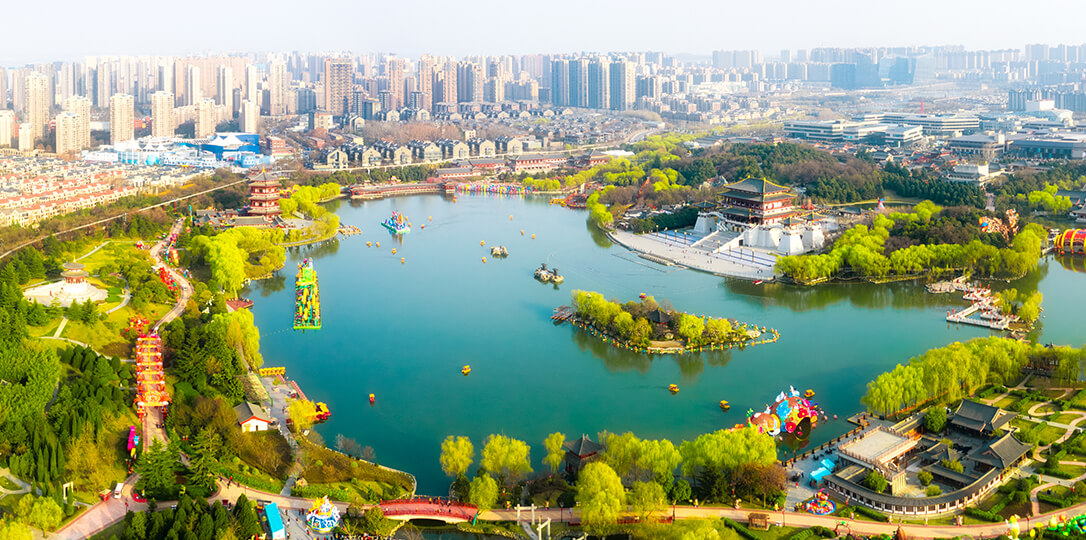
[248,171,282,216]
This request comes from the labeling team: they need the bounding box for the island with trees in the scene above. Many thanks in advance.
[566,290,777,353]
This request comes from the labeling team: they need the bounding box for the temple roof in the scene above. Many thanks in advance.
[951,400,1013,432]
[968,433,1031,469]
[563,434,603,457]
[723,177,790,195]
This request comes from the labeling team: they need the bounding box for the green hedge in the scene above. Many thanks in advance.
[218,466,283,493]
[722,517,761,540]
[292,483,352,501]
[853,506,890,522]
[784,530,813,540]
[1037,493,1070,508]
[963,507,1003,522]
[810,526,834,538]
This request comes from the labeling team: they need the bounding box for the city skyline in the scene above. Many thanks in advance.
[5,0,1086,65]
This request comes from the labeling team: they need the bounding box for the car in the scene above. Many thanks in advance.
[113,482,124,499]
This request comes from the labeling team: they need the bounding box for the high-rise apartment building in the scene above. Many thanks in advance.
[0,110,14,148]
[0,68,8,109]
[18,123,34,152]
[151,91,175,137]
[385,57,405,109]
[436,63,457,104]
[569,58,589,108]
[417,56,435,111]
[96,62,113,108]
[550,59,570,107]
[244,64,259,106]
[240,99,259,133]
[55,112,81,154]
[324,58,353,116]
[157,63,174,95]
[65,95,92,150]
[588,57,611,109]
[609,61,635,111]
[25,73,50,140]
[186,66,201,105]
[195,98,216,139]
[217,65,234,116]
[110,93,134,145]
[268,62,290,116]
[456,62,483,103]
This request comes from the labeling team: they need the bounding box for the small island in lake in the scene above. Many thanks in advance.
[558,290,778,354]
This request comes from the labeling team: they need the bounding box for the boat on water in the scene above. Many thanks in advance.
[669,384,680,394]
[293,258,321,330]
[534,263,564,284]
[381,211,411,234]
[461,365,471,376]
[490,246,509,257]
[719,400,731,411]
[308,402,331,423]
[805,389,816,399]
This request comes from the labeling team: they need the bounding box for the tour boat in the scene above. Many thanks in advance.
[461,365,471,376]
[719,400,731,411]
[381,211,411,234]
[805,389,816,399]
[753,279,764,285]
[669,384,680,394]
[490,246,509,257]
[293,258,321,330]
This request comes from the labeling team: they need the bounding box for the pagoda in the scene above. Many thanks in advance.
[718,177,797,226]
[248,171,282,216]
[134,334,170,418]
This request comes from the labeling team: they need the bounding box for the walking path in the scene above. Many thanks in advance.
[52,317,68,338]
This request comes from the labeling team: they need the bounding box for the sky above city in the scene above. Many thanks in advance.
[6,0,1084,65]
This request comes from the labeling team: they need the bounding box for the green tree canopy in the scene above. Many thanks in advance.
[480,434,532,484]
[575,462,625,533]
[440,435,474,479]
[543,432,566,474]
[468,473,499,512]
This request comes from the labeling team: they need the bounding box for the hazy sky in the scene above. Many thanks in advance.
[5,0,1084,65]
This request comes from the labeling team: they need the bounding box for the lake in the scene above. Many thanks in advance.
[246,194,1085,496]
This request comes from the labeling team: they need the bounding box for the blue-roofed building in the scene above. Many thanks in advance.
[265,502,286,539]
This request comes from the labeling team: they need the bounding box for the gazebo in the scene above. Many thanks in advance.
[61,262,88,284]
[562,435,603,475]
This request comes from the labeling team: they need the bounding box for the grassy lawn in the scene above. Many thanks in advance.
[1040,424,1070,445]
[994,395,1019,409]
[1035,404,1058,415]
[27,318,62,338]
[0,476,20,491]
[1059,465,1086,478]
[0,493,27,516]
[90,521,126,540]
[1051,413,1083,426]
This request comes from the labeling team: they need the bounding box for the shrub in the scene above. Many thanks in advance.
[810,526,834,537]
[926,485,942,497]
[963,507,1003,522]
[853,506,889,522]
[721,517,761,540]
[917,470,933,486]
[1038,493,1069,508]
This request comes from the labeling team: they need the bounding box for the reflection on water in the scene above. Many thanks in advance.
[287,237,341,258]
[587,220,612,248]
[725,278,955,312]
[255,274,287,297]
[1056,255,1086,274]
[571,326,732,381]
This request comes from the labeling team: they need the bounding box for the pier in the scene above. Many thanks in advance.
[945,285,1014,330]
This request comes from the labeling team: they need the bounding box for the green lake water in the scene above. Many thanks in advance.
[245,194,1085,496]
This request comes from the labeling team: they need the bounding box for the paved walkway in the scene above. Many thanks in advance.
[52,317,68,338]
[609,229,776,280]
[149,220,192,332]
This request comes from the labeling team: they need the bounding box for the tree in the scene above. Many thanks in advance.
[189,427,222,490]
[704,318,733,343]
[136,439,179,496]
[674,313,704,345]
[25,497,62,532]
[0,519,32,540]
[440,436,474,479]
[669,478,691,503]
[468,473,499,512]
[543,432,566,474]
[629,481,666,521]
[917,470,933,486]
[924,407,947,434]
[575,462,625,533]
[480,434,532,484]
[233,494,261,539]
[862,470,888,494]
[926,485,942,497]
[287,399,317,433]
[335,434,363,458]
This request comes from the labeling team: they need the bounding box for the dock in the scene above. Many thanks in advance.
[945,285,1014,330]
[551,305,576,322]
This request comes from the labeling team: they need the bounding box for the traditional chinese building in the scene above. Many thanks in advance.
[248,171,281,216]
[719,177,797,225]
